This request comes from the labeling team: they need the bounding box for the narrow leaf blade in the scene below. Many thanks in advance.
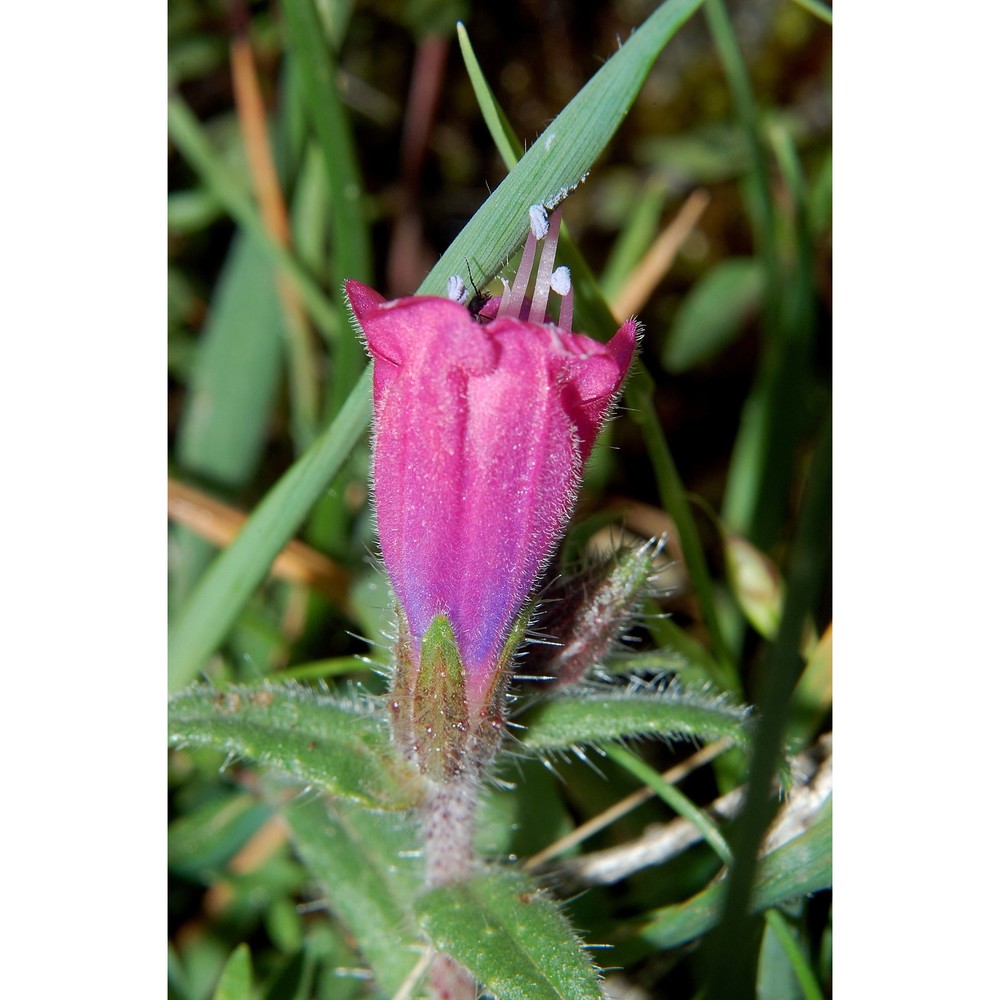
[421,0,705,296]
[662,257,765,372]
[517,686,752,753]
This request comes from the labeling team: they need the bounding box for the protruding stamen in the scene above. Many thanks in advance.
[447,275,468,304]
[529,205,563,323]
[552,266,574,330]
[499,220,541,319]
[528,203,549,240]
[550,266,571,296]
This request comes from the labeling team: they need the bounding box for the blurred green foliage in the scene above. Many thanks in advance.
[169,1,831,997]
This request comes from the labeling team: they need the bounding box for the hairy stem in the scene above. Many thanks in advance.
[423,779,478,999]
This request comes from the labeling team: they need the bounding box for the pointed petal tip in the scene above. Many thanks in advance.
[610,317,641,375]
[344,279,386,323]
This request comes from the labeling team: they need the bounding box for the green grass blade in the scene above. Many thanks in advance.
[284,796,425,996]
[703,417,831,999]
[617,806,830,954]
[167,96,341,341]
[626,368,739,687]
[167,370,371,690]
[174,232,285,486]
[662,256,765,372]
[281,0,369,409]
[422,0,706,297]
[516,686,751,753]
[706,0,819,551]
[599,177,672,300]
[418,870,605,1000]
[602,743,733,865]
[168,683,421,809]
[456,22,521,172]
[763,908,826,1000]
[790,0,832,25]
[280,0,371,283]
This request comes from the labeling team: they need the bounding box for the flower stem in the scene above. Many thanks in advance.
[423,779,478,999]
[423,779,477,888]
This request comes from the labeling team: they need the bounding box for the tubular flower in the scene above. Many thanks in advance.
[346,205,637,769]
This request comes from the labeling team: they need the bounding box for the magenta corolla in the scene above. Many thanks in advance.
[346,205,637,714]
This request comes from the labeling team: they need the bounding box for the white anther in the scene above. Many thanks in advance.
[550,266,572,296]
[528,203,549,240]
[446,275,468,304]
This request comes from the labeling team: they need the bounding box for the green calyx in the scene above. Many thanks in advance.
[413,615,471,780]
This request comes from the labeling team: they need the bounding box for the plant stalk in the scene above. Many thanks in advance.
[423,779,478,999]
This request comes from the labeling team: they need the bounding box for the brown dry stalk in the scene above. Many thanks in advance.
[168,477,350,606]
[230,32,319,430]
[612,188,711,322]
[523,738,732,871]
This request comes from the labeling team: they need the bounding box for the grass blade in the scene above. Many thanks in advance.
[422,0,706,296]
[167,371,371,690]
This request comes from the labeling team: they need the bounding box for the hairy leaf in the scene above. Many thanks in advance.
[168,683,421,810]
[418,869,605,1000]
[285,795,424,996]
[516,683,752,753]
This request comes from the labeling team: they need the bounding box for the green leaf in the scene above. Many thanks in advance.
[212,944,254,1000]
[620,805,831,953]
[662,257,765,372]
[284,795,425,996]
[168,683,421,809]
[175,233,285,486]
[516,685,752,753]
[423,0,706,296]
[418,870,605,1000]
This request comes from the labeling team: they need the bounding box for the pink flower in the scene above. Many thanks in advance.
[346,205,637,717]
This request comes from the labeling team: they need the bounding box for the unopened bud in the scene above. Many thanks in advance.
[529,539,661,687]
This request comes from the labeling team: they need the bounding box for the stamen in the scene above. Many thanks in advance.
[498,204,547,318]
[551,266,574,330]
[550,266,571,296]
[528,203,549,240]
[446,275,468,304]
[529,205,562,323]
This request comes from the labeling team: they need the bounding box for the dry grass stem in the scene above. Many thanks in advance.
[612,188,711,322]
[168,478,350,605]
[523,739,732,871]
